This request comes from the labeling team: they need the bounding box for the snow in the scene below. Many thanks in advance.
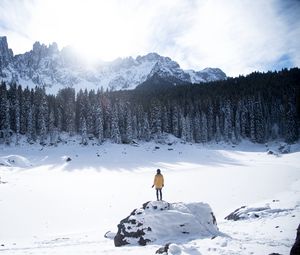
[0,140,299,254]
[0,155,32,168]
[0,37,226,92]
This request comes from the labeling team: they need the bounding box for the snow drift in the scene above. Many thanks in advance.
[113,201,219,247]
[0,155,32,168]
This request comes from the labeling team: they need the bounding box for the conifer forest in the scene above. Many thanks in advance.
[0,68,299,146]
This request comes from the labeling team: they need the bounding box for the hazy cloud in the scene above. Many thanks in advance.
[0,0,299,76]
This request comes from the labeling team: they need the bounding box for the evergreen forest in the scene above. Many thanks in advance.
[0,68,299,146]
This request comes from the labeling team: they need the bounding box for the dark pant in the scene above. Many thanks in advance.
[156,188,162,201]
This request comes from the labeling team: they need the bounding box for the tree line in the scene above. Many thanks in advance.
[0,68,299,146]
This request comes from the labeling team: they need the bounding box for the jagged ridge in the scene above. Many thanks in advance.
[0,36,226,92]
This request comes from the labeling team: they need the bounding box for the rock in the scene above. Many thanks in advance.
[290,224,300,255]
[156,243,170,254]
[225,205,290,221]
[104,231,116,239]
[114,201,219,247]
[66,157,72,162]
[0,37,226,92]
[225,205,270,221]
[278,143,290,154]
[225,206,247,221]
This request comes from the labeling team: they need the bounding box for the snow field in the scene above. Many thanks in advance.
[0,140,299,254]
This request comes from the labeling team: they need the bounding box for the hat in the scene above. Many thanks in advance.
[157,169,161,174]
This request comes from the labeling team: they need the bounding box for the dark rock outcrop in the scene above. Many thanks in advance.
[156,243,170,254]
[290,224,300,255]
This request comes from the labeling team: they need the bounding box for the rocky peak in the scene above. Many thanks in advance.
[138,52,161,62]
[0,36,14,65]
[110,56,137,70]
[0,36,226,92]
[48,42,59,54]
[32,41,58,58]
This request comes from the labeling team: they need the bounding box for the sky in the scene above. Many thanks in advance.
[0,0,299,77]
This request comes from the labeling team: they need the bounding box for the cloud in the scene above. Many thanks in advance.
[0,0,299,76]
[164,0,300,76]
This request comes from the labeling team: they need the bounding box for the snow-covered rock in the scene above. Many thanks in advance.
[278,143,291,154]
[0,36,226,93]
[0,155,32,167]
[113,200,219,247]
[224,205,291,221]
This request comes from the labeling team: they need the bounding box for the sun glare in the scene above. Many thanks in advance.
[29,0,145,62]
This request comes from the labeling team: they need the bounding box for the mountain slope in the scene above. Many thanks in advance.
[0,36,226,92]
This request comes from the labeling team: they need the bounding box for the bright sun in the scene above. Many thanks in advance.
[29,0,148,62]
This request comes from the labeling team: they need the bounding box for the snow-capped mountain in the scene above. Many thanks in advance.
[0,36,226,92]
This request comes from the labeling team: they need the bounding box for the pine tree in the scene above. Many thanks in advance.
[254,99,265,143]
[234,107,241,143]
[193,113,201,143]
[57,88,75,135]
[249,98,256,142]
[161,105,170,133]
[80,115,88,145]
[150,100,162,140]
[285,96,298,143]
[0,83,8,142]
[37,89,48,145]
[180,115,188,142]
[15,97,20,145]
[94,103,104,144]
[21,87,31,135]
[3,100,11,145]
[132,115,138,140]
[240,103,248,139]
[200,112,208,143]
[142,113,151,142]
[27,105,34,143]
[171,106,180,137]
[207,104,214,141]
[49,109,57,145]
[223,99,232,142]
[111,105,121,143]
[124,106,133,144]
[215,115,221,143]
[7,83,17,133]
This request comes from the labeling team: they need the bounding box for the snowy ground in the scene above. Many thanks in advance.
[0,139,299,255]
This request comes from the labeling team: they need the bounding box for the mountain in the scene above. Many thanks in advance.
[0,36,226,92]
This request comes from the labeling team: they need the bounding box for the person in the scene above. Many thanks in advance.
[152,169,164,201]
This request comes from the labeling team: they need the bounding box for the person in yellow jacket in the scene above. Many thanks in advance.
[152,169,164,201]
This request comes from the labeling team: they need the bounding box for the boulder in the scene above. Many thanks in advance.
[225,205,288,221]
[278,143,290,154]
[156,243,170,254]
[114,201,219,247]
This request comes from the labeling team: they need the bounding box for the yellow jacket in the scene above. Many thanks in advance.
[153,174,164,189]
